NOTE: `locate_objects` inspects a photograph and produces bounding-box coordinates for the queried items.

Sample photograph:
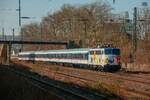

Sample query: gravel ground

[0,66,61,100]
[12,60,150,100]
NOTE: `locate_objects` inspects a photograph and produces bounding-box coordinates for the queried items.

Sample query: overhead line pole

[2,27,5,40]
[18,0,23,51]
[19,0,21,27]
[132,7,137,63]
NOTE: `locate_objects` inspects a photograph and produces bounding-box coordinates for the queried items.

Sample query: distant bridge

[0,40,68,45]
[0,40,68,65]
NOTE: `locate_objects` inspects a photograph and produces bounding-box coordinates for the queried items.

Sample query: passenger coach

[18,48,121,72]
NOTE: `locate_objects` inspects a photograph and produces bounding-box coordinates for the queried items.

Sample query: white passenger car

[18,48,121,72]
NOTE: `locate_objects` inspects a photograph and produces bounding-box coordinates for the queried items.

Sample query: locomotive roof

[19,48,119,55]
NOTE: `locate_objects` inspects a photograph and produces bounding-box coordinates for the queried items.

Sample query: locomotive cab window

[104,48,120,55]
[104,49,112,55]
[113,49,120,55]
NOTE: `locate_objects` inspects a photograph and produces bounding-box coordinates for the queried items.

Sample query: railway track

[1,65,113,100]
[116,72,150,81]
[10,61,150,98]
[42,68,150,98]
[58,72,150,98]
[43,66,150,86]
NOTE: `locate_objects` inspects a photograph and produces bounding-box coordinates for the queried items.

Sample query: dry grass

[125,63,150,72]
[90,80,121,96]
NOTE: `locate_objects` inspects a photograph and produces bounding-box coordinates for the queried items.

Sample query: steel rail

[1,65,108,100]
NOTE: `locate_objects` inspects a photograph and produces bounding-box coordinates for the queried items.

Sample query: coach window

[70,54,72,59]
[44,54,47,58]
[76,54,78,58]
[76,54,78,59]
[85,53,88,59]
[53,54,55,58]
[77,54,79,59]
[83,54,86,59]
[63,54,65,58]
[80,54,83,59]
[60,54,62,58]
[71,54,74,59]
[51,54,53,58]
[47,54,50,58]
[36,54,38,58]
[66,54,68,59]
[69,54,71,59]
[72,53,74,59]
[41,54,44,58]
[64,54,66,58]
[50,54,53,58]
[83,54,85,59]
[74,54,76,59]
[70,53,73,59]
[55,54,57,58]
[52,54,54,58]
[79,54,82,59]
[57,54,59,58]
[79,54,81,59]
[82,54,84,59]
[69,54,72,59]
[35,54,37,58]
[38,54,41,58]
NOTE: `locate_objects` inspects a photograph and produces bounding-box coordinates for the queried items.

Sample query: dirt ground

[12,60,150,100]
[0,66,61,100]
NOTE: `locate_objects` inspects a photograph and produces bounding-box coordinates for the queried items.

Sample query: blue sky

[0,0,150,35]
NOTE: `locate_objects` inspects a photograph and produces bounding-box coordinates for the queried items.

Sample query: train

[18,47,121,72]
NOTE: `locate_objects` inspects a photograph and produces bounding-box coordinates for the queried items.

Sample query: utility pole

[12,28,15,41]
[19,0,21,27]
[2,27,5,40]
[18,0,23,51]
[80,19,88,48]
[132,7,137,62]
[39,22,43,50]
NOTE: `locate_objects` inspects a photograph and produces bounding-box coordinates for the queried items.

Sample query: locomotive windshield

[104,48,120,55]
[112,49,120,55]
